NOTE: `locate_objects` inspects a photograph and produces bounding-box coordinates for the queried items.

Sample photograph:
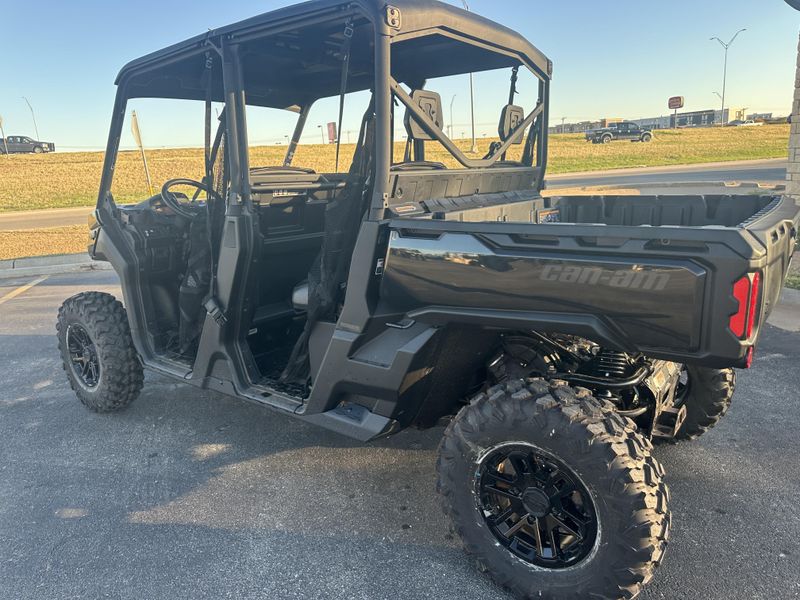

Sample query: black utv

[57,1,799,598]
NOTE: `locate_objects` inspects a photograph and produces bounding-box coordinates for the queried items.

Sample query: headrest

[499,105,525,144]
[404,90,443,141]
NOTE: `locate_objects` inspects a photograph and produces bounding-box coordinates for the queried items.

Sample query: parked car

[585,121,653,143]
[0,135,55,154]
[727,119,763,127]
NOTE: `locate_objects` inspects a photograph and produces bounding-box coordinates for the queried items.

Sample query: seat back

[403,90,444,141]
[498,104,525,144]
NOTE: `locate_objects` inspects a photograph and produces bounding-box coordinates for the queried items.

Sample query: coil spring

[595,349,630,378]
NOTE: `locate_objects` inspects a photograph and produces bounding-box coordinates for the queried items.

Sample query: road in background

[547,158,787,189]
[1,269,799,600]
[0,159,789,231]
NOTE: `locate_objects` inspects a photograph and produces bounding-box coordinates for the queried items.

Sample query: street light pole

[710,29,746,126]
[450,94,457,139]
[461,0,478,153]
[21,96,40,141]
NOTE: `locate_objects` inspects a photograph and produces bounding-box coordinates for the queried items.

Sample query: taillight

[729,272,761,339]
[746,272,760,338]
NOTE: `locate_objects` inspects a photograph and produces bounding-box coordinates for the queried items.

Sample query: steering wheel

[160,178,222,219]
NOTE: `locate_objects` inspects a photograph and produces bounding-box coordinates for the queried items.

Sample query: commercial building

[550,107,749,134]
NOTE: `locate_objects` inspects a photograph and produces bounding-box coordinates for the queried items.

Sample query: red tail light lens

[729,277,750,338]
[729,272,761,340]
[746,272,760,338]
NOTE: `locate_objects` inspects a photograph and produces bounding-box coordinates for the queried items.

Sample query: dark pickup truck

[0,135,55,154]
[586,120,653,143]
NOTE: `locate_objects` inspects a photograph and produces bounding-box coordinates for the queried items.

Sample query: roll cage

[96,0,552,222]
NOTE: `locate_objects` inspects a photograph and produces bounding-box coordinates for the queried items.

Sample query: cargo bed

[382,193,799,368]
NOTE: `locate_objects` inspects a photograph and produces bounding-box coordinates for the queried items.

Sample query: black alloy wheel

[66,323,101,388]
[476,443,598,569]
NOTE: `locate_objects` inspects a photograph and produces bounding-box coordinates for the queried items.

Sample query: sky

[2,0,799,151]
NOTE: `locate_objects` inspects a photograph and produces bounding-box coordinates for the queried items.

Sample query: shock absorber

[595,349,631,378]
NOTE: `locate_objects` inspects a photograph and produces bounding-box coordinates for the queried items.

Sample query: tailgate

[741,196,799,324]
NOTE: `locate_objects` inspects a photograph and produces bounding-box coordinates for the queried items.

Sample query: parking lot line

[0,275,49,306]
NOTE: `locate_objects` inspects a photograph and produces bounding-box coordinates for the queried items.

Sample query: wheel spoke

[532,517,544,556]
[491,505,518,525]
[508,452,530,480]
[551,515,582,539]
[549,526,560,560]
[504,513,531,538]
[484,484,521,501]
[483,470,514,486]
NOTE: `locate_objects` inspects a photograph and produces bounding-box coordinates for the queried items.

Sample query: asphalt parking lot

[1,270,799,600]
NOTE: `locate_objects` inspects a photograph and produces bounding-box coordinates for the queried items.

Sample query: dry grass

[0,225,87,260]
[0,125,789,213]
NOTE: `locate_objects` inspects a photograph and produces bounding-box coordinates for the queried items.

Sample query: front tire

[641,133,653,142]
[601,134,612,144]
[57,292,143,412]
[437,379,669,600]
[33,146,44,154]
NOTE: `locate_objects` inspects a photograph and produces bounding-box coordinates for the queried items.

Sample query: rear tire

[437,379,669,600]
[57,292,143,412]
[674,366,735,441]
[641,133,653,142]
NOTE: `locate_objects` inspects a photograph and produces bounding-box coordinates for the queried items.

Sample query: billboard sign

[668,96,685,110]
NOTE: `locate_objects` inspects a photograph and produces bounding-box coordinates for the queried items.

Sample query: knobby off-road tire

[674,366,735,441]
[57,292,143,412]
[437,379,670,600]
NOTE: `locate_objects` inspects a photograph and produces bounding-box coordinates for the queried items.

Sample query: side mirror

[786,0,800,10]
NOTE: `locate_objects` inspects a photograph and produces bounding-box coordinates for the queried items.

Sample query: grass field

[0,124,789,213]
[0,225,87,261]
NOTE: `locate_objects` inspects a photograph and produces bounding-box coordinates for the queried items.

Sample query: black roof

[117,0,551,110]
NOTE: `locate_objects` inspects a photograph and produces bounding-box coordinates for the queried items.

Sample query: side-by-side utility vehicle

[57,1,799,598]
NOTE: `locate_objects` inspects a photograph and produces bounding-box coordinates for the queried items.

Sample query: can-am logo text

[540,265,670,291]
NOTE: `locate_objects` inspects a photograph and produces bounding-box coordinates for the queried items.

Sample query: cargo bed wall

[551,194,777,227]
[381,194,798,368]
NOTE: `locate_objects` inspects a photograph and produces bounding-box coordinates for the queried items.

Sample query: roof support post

[221,40,250,207]
[370,29,392,219]
[96,87,128,212]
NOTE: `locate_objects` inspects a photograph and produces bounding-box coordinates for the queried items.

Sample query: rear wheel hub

[476,443,598,569]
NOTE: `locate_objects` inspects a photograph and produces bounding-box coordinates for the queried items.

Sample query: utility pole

[461,1,478,153]
[0,115,8,155]
[21,96,40,141]
[317,125,325,144]
[713,90,723,122]
[710,29,746,126]
[449,94,457,139]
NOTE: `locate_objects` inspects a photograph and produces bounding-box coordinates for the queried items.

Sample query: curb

[0,253,112,280]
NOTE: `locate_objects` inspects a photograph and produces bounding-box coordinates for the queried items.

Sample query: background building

[550,107,750,134]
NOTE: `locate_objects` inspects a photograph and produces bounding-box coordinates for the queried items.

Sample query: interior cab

[91,0,551,424]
